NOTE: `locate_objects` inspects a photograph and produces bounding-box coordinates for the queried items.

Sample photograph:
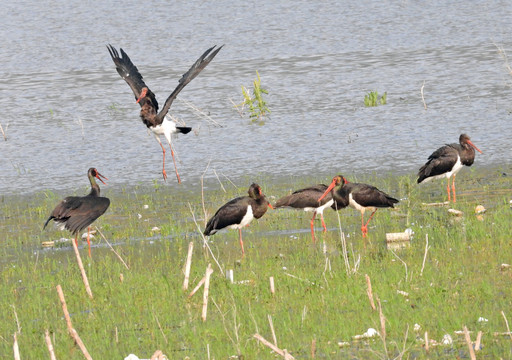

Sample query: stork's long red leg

[168,143,181,184]
[361,209,378,237]
[446,178,451,202]
[238,228,245,256]
[156,138,168,181]
[361,212,367,238]
[451,174,457,203]
[310,211,317,244]
[320,213,327,233]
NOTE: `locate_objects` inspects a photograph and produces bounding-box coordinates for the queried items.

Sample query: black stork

[275,184,335,243]
[107,44,223,183]
[44,168,110,257]
[417,134,482,202]
[318,175,398,238]
[204,183,273,256]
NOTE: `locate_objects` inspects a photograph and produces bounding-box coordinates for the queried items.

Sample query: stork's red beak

[95,171,108,185]
[136,88,148,104]
[467,140,482,154]
[268,203,274,209]
[318,178,337,202]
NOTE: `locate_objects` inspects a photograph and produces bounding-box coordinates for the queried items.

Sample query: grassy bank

[0,167,511,359]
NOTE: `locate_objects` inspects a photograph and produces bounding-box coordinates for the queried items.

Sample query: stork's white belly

[423,155,463,182]
[303,199,334,214]
[228,205,254,230]
[348,193,375,213]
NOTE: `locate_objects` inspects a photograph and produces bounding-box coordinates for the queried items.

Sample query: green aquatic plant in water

[364,90,387,107]
[238,71,270,124]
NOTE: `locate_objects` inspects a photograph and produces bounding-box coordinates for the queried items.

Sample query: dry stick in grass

[13,332,20,360]
[56,285,93,360]
[183,241,194,290]
[424,331,429,353]
[202,263,214,322]
[420,234,429,276]
[95,226,129,270]
[365,274,376,311]
[475,331,483,351]
[335,211,351,276]
[421,80,427,110]
[397,324,410,359]
[311,338,316,358]
[188,203,224,275]
[463,326,476,360]
[188,276,206,298]
[56,285,73,335]
[501,310,512,341]
[269,276,275,296]
[391,250,408,282]
[376,297,388,357]
[45,329,57,360]
[153,312,168,344]
[11,304,21,333]
[268,314,278,346]
[71,238,93,299]
[253,333,296,360]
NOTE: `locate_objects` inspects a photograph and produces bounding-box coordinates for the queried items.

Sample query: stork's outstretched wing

[156,45,223,121]
[107,44,159,110]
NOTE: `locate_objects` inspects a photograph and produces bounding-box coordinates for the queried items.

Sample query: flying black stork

[318,175,398,238]
[204,183,273,256]
[275,184,335,243]
[417,134,482,202]
[44,168,110,257]
[107,44,223,183]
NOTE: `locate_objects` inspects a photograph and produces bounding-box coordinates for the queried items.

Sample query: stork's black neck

[88,175,101,197]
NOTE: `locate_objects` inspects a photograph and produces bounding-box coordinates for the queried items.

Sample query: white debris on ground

[413,323,421,332]
[478,317,488,322]
[353,328,379,340]
[474,205,486,214]
[124,352,167,360]
[143,204,149,209]
[81,232,95,239]
[441,334,453,345]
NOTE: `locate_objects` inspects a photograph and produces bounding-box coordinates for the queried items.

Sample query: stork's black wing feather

[107,44,159,110]
[157,45,223,121]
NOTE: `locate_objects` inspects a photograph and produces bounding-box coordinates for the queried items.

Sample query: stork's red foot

[162,169,168,181]
[361,225,368,238]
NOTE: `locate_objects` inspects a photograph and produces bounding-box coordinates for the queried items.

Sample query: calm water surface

[1,0,512,195]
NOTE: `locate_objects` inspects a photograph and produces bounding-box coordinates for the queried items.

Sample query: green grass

[0,167,511,359]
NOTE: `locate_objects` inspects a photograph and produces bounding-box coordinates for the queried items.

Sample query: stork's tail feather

[176,126,192,134]
[43,216,54,230]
